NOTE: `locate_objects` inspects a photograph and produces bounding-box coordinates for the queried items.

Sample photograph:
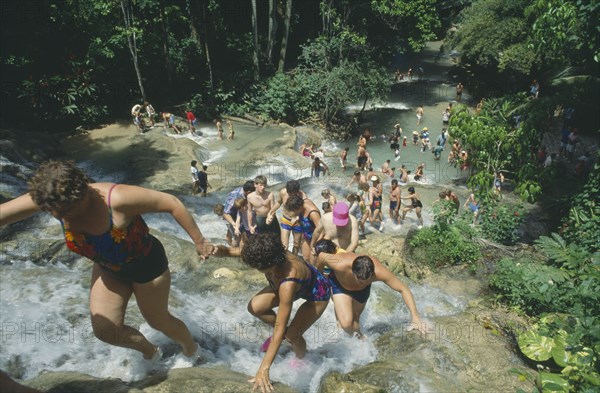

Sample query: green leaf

[551,330,568,367]
[518,330,554,361]
[537,372,568,392]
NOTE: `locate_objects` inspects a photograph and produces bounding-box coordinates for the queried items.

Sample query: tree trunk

[251,0,260,81]
[159,1,174,89]
[201,0,213,89]
[278,0,292,73]
[120,0,146,100]
[266,0,277,65]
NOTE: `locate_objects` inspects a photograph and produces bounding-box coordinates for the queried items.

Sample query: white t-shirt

[191,166,199,182]
[131,104,142,116]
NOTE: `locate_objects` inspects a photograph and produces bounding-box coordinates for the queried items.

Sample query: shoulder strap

[107,184,119,208]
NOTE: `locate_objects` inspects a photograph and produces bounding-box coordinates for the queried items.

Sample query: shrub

[409,220,481,268]
[480,203,525,244]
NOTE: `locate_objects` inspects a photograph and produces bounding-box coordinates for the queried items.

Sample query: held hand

[265,214,273,225]
[250,225,257,234]
[249,367,273,393]
[196,240,217,260]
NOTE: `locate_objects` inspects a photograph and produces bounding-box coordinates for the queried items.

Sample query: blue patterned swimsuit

[299,209,320,241]
[268,257,331,302]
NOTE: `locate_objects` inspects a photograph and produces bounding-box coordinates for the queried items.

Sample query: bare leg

[285,300,329,358]
[247,287,279,325]
[134,269,196,356]
[89,265,156,358]
[332,294,366,336]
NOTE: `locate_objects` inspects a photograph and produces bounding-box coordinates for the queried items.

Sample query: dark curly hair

[241,233,286,271]
[284,194,304,213]
[352,255,375,280]
[28,160,90,214]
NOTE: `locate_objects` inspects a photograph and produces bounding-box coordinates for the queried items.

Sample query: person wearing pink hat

[310,202,359,254]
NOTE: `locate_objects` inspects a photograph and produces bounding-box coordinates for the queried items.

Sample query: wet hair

[242,233,286,271]
[321,189,331,198]
[359,182,370,192]
[202,165,208,170]
[322,201,331,212]
[314,239,337,256]
[28,160,90,214]
[346,193,356,203]
[234,197,247,209]
[354,170,360,176]
[191,160,197,166]
[254,175,267,186]
[243,180,256,193]
[213,204,224,216]
[439,191,447,199]
[352,256,375,280]
[391,179,398,185]
[285,194,304,213]
[286,180,300,194]
[408,186,415,193]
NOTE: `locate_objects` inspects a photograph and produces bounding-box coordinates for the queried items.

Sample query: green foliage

[480,203,525,245]
[17,59,108,127]
[528,0,600,65]
[449,95,553,204]
[560,158,600,250]
[409,219,481,268]
[517,315,600,392]
[490,231,600,392]
[447,0,537,75]
[370,0,441,51]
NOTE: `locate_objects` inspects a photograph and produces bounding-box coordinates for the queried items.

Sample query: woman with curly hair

[0,160,216,363]
[241,232,330,392]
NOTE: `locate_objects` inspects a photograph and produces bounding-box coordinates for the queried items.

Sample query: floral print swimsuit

[268,259,331,302]
[61,184,167,283]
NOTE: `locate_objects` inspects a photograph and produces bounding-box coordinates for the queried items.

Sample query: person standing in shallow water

[241,233,330,392]
[0,161,217,363]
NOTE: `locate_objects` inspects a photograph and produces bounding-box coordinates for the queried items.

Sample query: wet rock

[212,267,241,280]
[24,367,299,393]
[25,371,139,393]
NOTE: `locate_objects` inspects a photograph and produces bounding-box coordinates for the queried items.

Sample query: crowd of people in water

[2,77,593,392]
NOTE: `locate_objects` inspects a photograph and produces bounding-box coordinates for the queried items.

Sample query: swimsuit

[299,210,320,241]
[389,201,398,211]
[329,271,371,304]
[370,195,382,213]
[61,184,167,283]
[280,215,302,233]
[267,259,331,302]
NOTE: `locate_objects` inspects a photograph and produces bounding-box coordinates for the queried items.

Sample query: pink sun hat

[332,202,349,226]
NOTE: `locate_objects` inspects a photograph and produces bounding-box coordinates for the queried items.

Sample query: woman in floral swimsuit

[0,160,216,362]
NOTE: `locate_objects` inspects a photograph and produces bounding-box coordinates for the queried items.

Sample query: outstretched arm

[374,258,426,334]
[109,184,215,259]
[0,194,42,227]
[252,284,295,392]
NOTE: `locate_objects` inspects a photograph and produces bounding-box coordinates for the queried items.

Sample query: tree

[278,0,292,72]
[266,0,277,66]
[251,0,260,81]
[120,0,146,100]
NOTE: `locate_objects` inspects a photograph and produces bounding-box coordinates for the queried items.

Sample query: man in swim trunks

[310,202,359,253]
[267,180,306,254]
[313,240,427,338]
[247,175,280,235]
[389,179,401,224]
